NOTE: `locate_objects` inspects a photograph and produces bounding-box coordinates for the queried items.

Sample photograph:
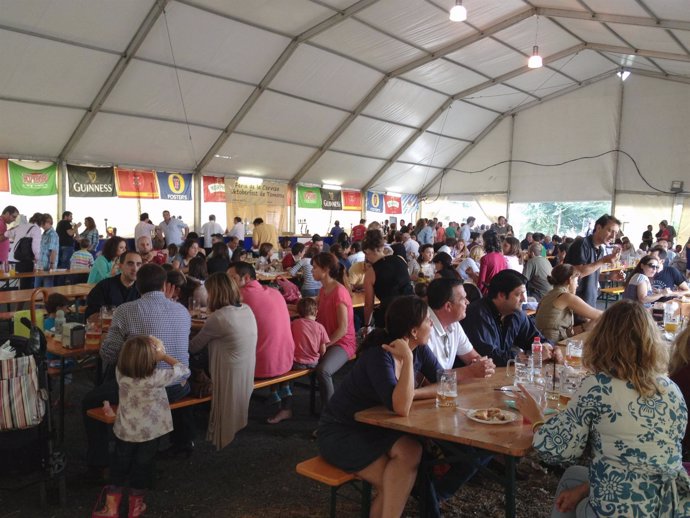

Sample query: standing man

[56,211,80,270]
[35,214,59,288]
[159,210,188,246]
[330,220,343,240]
[0,206,19,267]
[461,270,560,366]
[134,212,156,241]
[564,214,621,308]
[228,262,294,379]
[200,215,223,254]
[251,217,279,249]
[459,217,475,242]
[523,242,553,301]
[85,251,142,320]
[228,216,245,241]
[351,219,367,242]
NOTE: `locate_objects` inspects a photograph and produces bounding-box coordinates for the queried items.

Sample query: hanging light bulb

[528,45,542,69]
[449,0,467,22]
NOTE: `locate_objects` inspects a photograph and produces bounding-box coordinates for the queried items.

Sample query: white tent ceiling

[1,0,690,197]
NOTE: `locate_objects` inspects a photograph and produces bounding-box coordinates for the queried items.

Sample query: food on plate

[473,407,509,422]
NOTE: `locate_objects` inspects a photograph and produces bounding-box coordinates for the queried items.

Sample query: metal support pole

[506,115,516,221]
[58,160,67,217]
[612,79,625,214]
[193,173,202,233]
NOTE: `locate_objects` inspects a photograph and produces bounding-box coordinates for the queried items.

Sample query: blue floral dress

[534,373,690,517]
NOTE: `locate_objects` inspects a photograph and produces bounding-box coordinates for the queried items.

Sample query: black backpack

[14,226,35,263]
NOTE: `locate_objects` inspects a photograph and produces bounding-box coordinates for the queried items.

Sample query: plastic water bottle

[54,310,66,335]
[532,336,543,376]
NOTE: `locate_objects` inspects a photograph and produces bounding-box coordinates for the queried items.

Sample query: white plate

[466,408,520,425]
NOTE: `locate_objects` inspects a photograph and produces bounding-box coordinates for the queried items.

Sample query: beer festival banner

[157,172,192,201]
[224,178,287,207]
[366,191,384,213]
[8,160,57,196]
[0,159,8,192]
[341,190,362,211]
[321,188,342,210]
[114,168,159,199]
[384,195,402,215]
[67,165,116,197]
[297,185,321,209]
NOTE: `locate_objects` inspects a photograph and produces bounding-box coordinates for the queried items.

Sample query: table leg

[504,455,517,518]
[60,356,66,443]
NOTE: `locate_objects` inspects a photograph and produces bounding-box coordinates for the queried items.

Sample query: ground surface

[0,365,563,518]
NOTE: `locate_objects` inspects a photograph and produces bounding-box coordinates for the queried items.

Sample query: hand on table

[555,482,589,513]
[464,357,495,378]
[544,344,563,364]
[514,383,545,425]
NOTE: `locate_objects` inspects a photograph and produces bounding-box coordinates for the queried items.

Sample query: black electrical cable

[424,149,679,201]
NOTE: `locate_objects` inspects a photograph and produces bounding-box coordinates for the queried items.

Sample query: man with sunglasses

[649,247,690,299]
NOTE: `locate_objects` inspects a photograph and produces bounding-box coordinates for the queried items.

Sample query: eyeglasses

[648,264,660,269]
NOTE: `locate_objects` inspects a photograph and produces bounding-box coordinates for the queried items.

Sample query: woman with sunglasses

[622,255,677,307]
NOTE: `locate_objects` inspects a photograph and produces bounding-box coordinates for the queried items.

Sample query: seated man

[136,235,166,265]
[227,261,295,379]
[523,242,552,301]
[426,278,495,377]
[82,264,194,474]
[84,251,142,320]
[461,269,561,367]
[649,247,690,298]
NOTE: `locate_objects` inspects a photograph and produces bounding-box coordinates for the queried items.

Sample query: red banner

[203,176,226,202]
[342,190,362,211]
[114,168,158,199]
[384,195,402,214]
[0,159,8,192]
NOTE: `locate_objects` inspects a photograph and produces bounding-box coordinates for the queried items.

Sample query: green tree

[517,201,611,237]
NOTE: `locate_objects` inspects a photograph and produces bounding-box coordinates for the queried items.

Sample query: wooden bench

[296,456,371,518]
[87,369,316,424]
[599,286,624,308]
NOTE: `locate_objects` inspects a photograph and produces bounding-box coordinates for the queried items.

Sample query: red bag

[275,276,301,304]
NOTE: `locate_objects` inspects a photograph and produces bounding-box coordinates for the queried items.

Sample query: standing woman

[518,300,690,517]
[469,230,507,295]
[312,252,356,408]
[318,296,440,518]
[80,216,100,255]
[189,273,258,450]
[7,212,42,290]
[88,236,126,284]
[362,230,413,328]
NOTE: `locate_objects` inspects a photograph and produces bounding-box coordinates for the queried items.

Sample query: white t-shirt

[426,310,473,370]
[404,239,420,259]
[134,221,155,241]
[200,221,224,248]
[505,254,522,273]
[228,222,245,240]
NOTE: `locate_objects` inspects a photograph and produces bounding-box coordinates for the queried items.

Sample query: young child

[267,298,329,425]
[70,238,95,270]
[93,335,190,518]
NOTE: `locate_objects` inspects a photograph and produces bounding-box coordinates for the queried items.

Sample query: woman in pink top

[469,230,507,295]
[313,252,356,410]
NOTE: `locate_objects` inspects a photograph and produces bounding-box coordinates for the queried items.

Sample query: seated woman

[317,295,439,518]
[456,245,483,282]
[206,241,230,275]
[502,236,523,272]
[88,236,127,284]
[189,273,258,450]
[622,255,675,307]
[256,242,278,272]
[172,239,200,273]
[414,244,436,281]
[670,325,690,460]
[180,256,208,309]
[517,300,690,517]
[535,264,602,343]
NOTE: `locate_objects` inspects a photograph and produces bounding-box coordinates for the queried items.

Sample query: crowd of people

[2,204,690,517]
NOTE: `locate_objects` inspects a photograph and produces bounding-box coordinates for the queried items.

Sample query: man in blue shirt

[649,247,690,298]
[461,269,561,367]
[159,210,188,246]
[417,220,434,245]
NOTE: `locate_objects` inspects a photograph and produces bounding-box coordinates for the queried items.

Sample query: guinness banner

[67,165,115,197]
[321,189,342,210]
[157,171,192,201]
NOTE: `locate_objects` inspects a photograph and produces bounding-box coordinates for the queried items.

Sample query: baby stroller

[0,317,66,506]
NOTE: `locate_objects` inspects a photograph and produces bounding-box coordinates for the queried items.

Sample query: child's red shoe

[128,489,147,518]
[92,485,122,518]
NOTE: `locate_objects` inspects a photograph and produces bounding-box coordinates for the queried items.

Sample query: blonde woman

[455,245,483,282]
[518,300,690,517]
[535,264,602,343]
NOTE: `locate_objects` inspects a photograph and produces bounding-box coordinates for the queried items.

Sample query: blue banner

[157,172,192,201]
[366,191,383,213]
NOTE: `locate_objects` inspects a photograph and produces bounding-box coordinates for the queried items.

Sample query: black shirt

[564,235,602,308]
[206,255,231,275]
[56,220,74,247]
[85,275,140,320]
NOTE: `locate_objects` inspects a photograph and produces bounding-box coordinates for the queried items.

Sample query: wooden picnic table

[0,268,90,280]
[356,367,533,518]
[0,283,94,306]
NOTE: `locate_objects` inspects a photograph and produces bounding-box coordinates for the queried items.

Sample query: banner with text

[157,172,192,201]
[67,164,116,197]
[297,186,322,209]
[225,178,287,207]
[342,190,362,211]
[321,189,342,210]
[366,191,384,213]
[115,168,159,199]
[384,195,402,214]
[0,159,8,192]
[9,160,57,196]
[203,176,226,202]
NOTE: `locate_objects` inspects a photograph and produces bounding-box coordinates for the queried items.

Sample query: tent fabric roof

[1,0,689,194]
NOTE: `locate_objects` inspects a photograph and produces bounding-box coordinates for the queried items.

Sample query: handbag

[0,355,46,431]
[13,226,35,263]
